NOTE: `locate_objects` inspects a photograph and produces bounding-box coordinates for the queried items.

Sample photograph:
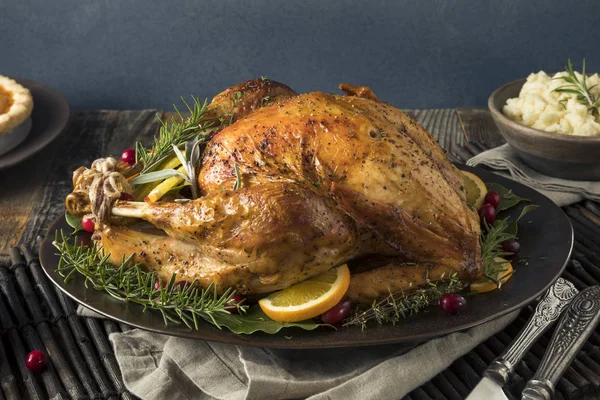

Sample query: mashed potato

[503,71,600,136]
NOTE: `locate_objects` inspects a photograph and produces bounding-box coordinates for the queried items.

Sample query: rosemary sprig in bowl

[552,59,600,117]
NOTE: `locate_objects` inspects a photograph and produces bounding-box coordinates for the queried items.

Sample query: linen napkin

[467,144,600,207]
[78,306,518,400]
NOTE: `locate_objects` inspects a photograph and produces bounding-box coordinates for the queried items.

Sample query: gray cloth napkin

[467,144,600,207]
[78,306,518,399]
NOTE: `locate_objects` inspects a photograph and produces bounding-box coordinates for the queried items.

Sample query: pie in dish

[0,75,33,135]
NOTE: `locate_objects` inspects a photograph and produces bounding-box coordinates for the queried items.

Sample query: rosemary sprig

[53,231,246,328]
[552,59,600,117]
[136,97,216,174]
[343,273,464,329]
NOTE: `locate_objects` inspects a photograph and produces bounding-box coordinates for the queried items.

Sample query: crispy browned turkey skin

[87,79,482,304]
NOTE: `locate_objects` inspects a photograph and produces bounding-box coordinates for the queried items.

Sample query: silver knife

[465,278,578,400]
[522,285,600,399]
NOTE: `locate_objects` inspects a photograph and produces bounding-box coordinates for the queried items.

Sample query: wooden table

[1,109,599,399]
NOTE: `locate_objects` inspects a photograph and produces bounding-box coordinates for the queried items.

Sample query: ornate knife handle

[484,278,578,385]
[522,285,600,400]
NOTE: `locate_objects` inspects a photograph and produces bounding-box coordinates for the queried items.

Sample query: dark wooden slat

[571,253,600,285]
[566,207,600,237]
[439,369,470,398]
[583,201,600,221]
[420,380,446,399]
[9,248,85,399]
[408,387,430,400]
[20,246,102,399]
[103,320,122,337]
[0,339,18,399]
[456,108,505,148]
[0,291,45,399]
[83,317,130,399]
[56,290,118,399]
[412,109,465,150]
[568,259,600,286]
[0,260,67,399]
[0,273,20,399]
[430,373,463,400]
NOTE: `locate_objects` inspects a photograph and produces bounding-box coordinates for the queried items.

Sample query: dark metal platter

[0,78,70,170]
[39,165,573,349]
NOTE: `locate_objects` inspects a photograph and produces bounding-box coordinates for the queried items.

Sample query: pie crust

[0,76,33,135]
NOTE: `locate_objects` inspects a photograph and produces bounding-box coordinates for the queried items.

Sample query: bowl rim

[488,77,600,142]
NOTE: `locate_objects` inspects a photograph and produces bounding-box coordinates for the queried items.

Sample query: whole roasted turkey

[66,79,483,304]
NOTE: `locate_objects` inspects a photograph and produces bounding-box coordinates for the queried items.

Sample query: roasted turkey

[67,79,483,304]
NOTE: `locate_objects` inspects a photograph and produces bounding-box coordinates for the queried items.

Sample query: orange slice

[471,257,514,293]
[258,264,350,322]
[461,170,488,210]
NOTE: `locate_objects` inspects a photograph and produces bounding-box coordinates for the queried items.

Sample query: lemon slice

[258,264,351,322]
[471,257,513,293]
[461,170,488,210]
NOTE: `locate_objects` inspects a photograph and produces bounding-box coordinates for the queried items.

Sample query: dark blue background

[2,0,599,110]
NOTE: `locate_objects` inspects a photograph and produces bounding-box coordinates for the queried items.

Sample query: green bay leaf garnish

[65,211,83,234]
[207,306,325,335]
[486,182,529,211]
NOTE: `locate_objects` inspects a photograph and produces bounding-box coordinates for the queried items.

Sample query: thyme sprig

[53,231,246,328]
[553,59,600,117]
[136,97,215,174]
[343,273,464,329]
[479,218,517,285]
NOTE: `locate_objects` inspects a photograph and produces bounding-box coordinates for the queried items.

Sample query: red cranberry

[119,192,134,201]
[225,294,246,314]
[154,279,166,290]
[321,299,353,325]
[440,293,467,314]
[173,281,187,291]
[81,216,95,233]
[76,233,92,247]
[501,239,521,255]
[25,350,46,372]
[479,204,496,225]
[484,191,501,208]
[121,148,136,165]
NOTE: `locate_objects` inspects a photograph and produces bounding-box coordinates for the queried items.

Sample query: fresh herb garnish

[54,231,325,334]
[343,273,464,329]
[486,183,528,212]
[480,203,538,284]
[65,211,83,234]
[54,231,242,328]
[135,97,215,174]
[552,59,600,117]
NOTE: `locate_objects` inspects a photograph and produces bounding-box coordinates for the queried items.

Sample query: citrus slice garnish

[258,264,351,322]
[461,170,488,210]
[471,257,513,293]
